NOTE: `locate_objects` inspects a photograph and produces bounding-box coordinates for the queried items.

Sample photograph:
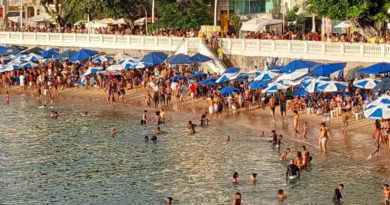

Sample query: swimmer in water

[151,136,157,141]
[144,136,149,142]
[278,189,287,201]
[302,121,308,141]
[270,130,277,145]
[155,111,161,125]
[280,148,290,161]
[200,112,209,127]
[232,192,241,205]
[276,135,284,149]
[80,112,88,117]
[333,184,344,203]
[160,108,166,123]
[258,131,265,137]
[188,120,196,134]
[165,196,173,204]
[286,159,300,180]
[111,129,116,137]
[155,127,167,134]
[141,110,147,125]
[383,184,390,204]
[50,111,58,119]
[251,173,257,184]
[232,172,239,183]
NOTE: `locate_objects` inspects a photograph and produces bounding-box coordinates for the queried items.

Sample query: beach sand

[6,85,390,175]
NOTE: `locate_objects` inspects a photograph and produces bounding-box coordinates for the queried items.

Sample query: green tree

[305,0,390,37]
[102,0,149,29]
[285,6,304,32]
[229,15,242,34]
[40,0,78,28]
[148,0,212,31]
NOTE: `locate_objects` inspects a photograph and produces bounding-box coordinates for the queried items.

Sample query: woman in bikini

[368,120,384,159]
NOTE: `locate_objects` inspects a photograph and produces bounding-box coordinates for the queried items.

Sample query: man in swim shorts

[383,184,390,204]
[269,95,276,121]
[286,159,300,180]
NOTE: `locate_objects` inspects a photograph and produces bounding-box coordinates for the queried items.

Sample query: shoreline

[5,86,390,175]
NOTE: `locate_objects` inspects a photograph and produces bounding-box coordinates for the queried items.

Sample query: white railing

[220,38,390,63]
[0,32,185,52]
[0,32,389,63]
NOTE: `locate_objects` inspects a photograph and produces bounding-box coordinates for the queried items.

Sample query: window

[229,0,274,14]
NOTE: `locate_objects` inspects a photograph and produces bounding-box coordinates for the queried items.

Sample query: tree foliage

[305,0,390,37]
[229,15,242,34]
[285,6,304,32]
[102,0,148,28]
[40,0,78,28]
[148,0,212,31]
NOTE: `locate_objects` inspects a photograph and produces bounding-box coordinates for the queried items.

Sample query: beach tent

[70,49,98,62]
[41,48,59,58]
[167,53,193,65]
[313,63,346,76]
[249,81,268,90]
[353,78,381,89]
[220,86,239,95]
[141,52,167,66]
[240,18,282,32]
[334,21,351,28]
[280,60,317,73]
[189,72,206,79]
[29,13,53,23]
[57,50,77,60]
[373,78,390,92]
[356,63,390,74]
[188,53,213,63]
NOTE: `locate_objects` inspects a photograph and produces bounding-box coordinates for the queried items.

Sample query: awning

[240,18,282,32]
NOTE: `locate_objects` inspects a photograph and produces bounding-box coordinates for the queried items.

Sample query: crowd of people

[3,24,390,44]
[2,50,390,203]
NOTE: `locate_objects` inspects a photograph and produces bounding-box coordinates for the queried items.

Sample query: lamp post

[152,0,155,23]
[19,0,22,30]
[213,0,217,27]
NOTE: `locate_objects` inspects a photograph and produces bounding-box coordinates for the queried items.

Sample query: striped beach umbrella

[353,78,381,89]
[261,82,290,93]
[364,104,390,120]
[92,55,113,63]
[254,70,279,81]
[315,81,348,92]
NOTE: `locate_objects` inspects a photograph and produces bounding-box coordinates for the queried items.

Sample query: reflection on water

[0,95,387,204]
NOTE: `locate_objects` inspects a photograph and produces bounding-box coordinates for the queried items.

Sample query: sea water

[0,95,387,204]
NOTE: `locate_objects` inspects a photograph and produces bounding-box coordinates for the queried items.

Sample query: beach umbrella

[294,87,308,97]
[170,74,185,81]
[216,74,232,84]
[83,66,103,76]
[316,81,348,92]
[249,81,268,90]
[141,52,168,66]
[223,67,240,74]
[20,47,43,55]
[353,78,381,89]
[188,53,213,62]
[70,49,98,62]
[364,104,390,120]
[313,63,346,76]
[277,68,308,81]
[3,64,21,71]
[3,54,16,61]
[373,78,390,92]
[167,53,193,65]
[41,48,59,58]
[107,64,125,71]
[92,55,113,63]
[2,46,24,56]
[57,49,77,60]
[262,82,290,93]
[0,46,7,54]
[220,86,239,95]
[277,79,298,86]
[254,70,279,81]
[114,53,129,61]
[365,95,390,110]
[280,60,317,73]
[21,62,39,68]
[198,77,218,86]
[124,62,149,69]
[119,57,140,64]
[25,53,43,62]
[356,63,390,74]
[41,58,53,64]
[189,72,206,79]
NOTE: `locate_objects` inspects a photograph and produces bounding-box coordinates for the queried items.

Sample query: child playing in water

[278,189,287,201]
[251,173,257,184]
[111,128,116,137]
[232,172,239,183]
[280,148,290,161]
[258,131,265,137]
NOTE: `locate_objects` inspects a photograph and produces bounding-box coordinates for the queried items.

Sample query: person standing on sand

[279,92,287,119]
[269,95,276,121]
[293,110,300,138]
[318,122,331,153]
[368,120,384,159]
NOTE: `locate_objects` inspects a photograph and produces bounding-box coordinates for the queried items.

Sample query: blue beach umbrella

[41,48,59,58]
[365,96,390,110]
[57,49,77,60]
[3,54,17,61]
[249,81,268,90]
[141,52,168,66]
[254,70,279,81]
[70,49,98,62]
[280,60,317,73]
[167,53,193,65]
[353,78,381,89]
[313,63,346,76]
[216,74,231,84]
[3,64,21,71]
[124,62,150,69]
[41,58,52,64]
[356,63,390,74]
[21,62,39,68]
[364,104,390,120]
[315,81,348,92]
[119,57,140,64]
[189,72,206,79]
[294,87,308,97]
[262,82,290,93]
[220,86,239,95]
[373,78,390,92]
[0,46,7,54]
[223,67,240,74]
[171,74,184,81]
[93,55,112,63]
[188,53,213,62]
[198,77,218,86]
[25,53,43,62]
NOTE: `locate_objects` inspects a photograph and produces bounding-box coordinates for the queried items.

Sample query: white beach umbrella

[261,82,290,93]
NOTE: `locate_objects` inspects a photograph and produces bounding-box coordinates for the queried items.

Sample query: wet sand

[5,86,390,175]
